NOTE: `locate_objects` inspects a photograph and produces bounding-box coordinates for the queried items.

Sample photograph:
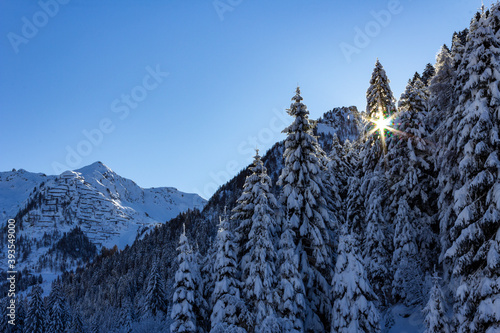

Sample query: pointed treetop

[287,86,309,118]
[292,86,303,102]
[412,72,422,84]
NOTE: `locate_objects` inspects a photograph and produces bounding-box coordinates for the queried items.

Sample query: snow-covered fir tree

[325,134,349,230]
[193,245,210,333]
[142,256,168,318]
[362,175,391,304]
[411,72,423,86]
[171,227,197,333]
[361,59,398,306]
[428,44,455,132]
[363,58,397,170]
[442,6,500,332]
[277,87,332,332]
[421,63,436,86]
[119,297,134,332]
[436,32,469,272]
[331,229,380,333]
[390,199,425,305]
[240,150,279,328]
[387,77,436,305]
[276,218,306,333]
[200,238,217,332]
[343,139,365,239]
[345,176,365,240]
[25,284,46,333]
[210,215,249,332]
[232,150,276,265]
[423,272,449,333]
[47,280,69,333]
[366,59,397,121]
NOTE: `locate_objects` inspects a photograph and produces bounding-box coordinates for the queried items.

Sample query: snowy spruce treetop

[366,59,396,119]
[278,87,330,268]
[362,59,397,173]
[232,150,278,263]
[428,44,455,129]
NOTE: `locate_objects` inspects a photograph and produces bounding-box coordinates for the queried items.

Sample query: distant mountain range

[0,161,206,289]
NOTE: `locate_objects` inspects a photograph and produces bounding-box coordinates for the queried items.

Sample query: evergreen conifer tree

[241,151,278,327]
[362,176,391,304]
[423,273,449,333]
[276,218,306,333]
[366,59,397,120]
[361,59,399,306]
[428,44,455,132]
[277,87,332,332]
[325,134,349,230]
[171,227,197,333]
[143,256,168,318]
[232,151,275,265]
[443,6,500,332]
[210,216,249,332]
[345,176,365,240]
[331,230,380,333]
[47,280,69,333]
[387,78,436,304]
[25,284,46,333]
[421,63,436,86]
[436,30,469,271]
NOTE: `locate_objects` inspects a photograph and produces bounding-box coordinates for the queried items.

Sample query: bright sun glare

[365,109,402,154]
[374,115,392,133]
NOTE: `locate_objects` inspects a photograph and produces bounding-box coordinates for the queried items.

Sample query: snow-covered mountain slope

[0,162,206,284]
[74,162,206,229]
[0,169,52,222]
[316,106,363,143]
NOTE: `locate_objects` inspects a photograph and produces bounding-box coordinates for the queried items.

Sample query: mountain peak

[75,161,114,177]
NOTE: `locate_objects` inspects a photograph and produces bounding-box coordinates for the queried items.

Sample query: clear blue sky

[0,0,490,199]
